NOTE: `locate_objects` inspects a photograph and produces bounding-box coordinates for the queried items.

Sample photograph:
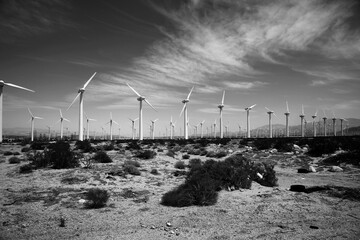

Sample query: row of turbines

[0,73,351,142]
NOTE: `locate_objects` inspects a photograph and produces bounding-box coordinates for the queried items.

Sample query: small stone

[79,199,86,204]
[308,166,316,173]
[310,225,319,229]
[170,230,175,234]
[290,185,306,192]
[166,222,172,227]
[21,224,27,228]
[150,226,156,229]
[329,166,343,172]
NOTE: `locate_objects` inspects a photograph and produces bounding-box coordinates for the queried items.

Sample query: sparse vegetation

[123,164,141,176]
[188,158,202,170]
[150,168,159,175]
[75,140,94,153]
[174,160,186,169]
[182,154,190,159]
[136,150,157,159]
[166,150,176,158]
[321,150,360,166]
[8,156,21,164]
[4,151,13,156]
[85,188,110,208]
[93,151,112,163]
[215,151,227,158]
[124,160,141,167]
[19,164,33,174]
[21,147,31,153]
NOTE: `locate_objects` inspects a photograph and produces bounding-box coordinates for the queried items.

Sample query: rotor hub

[182,99,189,103]
[137,96,145,101]
[78,88,85,93]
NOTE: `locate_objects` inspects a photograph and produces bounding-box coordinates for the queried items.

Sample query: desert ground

[0,139,359,240]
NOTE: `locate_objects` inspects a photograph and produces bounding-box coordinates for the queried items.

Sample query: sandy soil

[0,142,359,240]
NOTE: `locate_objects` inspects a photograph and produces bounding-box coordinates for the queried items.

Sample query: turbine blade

[63,118,70,122]
[134,118,139,121]
[202,120,205,124]
[186,86,194,100]
[249,104,256,109]
[286,101,289,113]
[4,82,35,92]
[273,112,281,121]
[110,112,113,120]
[179,103,186,117]
[301,104,304,115]
[221,90,225,105]
[126,83,141,97]
[154,119,158,122]
[34,117,43,120]
[113,120,119,125]
[59,109,63,118]
[144,99,157,111]
[83,72,97,89]
[128,118,134,122]
[28,108,34,117]
[89,118,96,121]
[67,92,81,111]
[105,121,110,125]
[265,107,271,112]
[55,119,61,125]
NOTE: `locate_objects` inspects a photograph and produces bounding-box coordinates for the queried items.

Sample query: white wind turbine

[126,83,156,141]
[180,86,194,140]
[170,116,174,139]
[213,119,217,138]
[28,108,43,142]
[193,123,199,138]
[238,124,242,138]
[129,117,139,140]
[0,80,34,142]
[284,101,290,137]
[218,90,225,139]
[106,112,119,141]
[199,120,205,138]
[55,109,70,140]
[312,110,318,137]
[84,112,96,140]
[265,107,280,138]
[299,105,305,137]
[331,111,337,136]
[67,72,97,141]
[245,104,256,138]
[150,118,158,140]
[340,118,347,136]
[322,110,328,136]
[46,125,52,141]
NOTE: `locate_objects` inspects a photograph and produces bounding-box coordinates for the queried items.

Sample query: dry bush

[123,164,141,175]
[124,160,141,167]
[93,151,112,163]
[19,164,33,174]
[136,150,157,159]
[182,154,190,159]
[9,157,21,164]
[85,188,109,208]
[174,161,186,169]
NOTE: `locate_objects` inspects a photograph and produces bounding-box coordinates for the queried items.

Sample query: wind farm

[1,1,360,239]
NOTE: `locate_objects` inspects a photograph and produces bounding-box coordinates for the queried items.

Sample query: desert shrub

[307,139,339,157]
[188,148,201,155]
[19,164,33,174]
[9,157,21,164]
[253,139,273,150]
[27,151,50,168]
[124,160,141,167]
[174,161,186,169]
[126,141,142,150]
[322,150,360,166]
[136,150,157,159]
[252,162,278,187]
[123,164,141,175]
[157,149,164,152]
[21,147,31,153]
[188,158,202,170]
[13,152,20,156]
[172,145,182,152]
[273,139,293,152]
[200,150,208,156]
[75,140,94,153]
[3,151,12,156]
[85,188,109,208]
[150,168,159,175]
[30,141,47,150]
[48,141,80,169]
[215,151,228,158]
[93,151,112,163]
[182,154,190,159]
[206,151,216,158]
[166,150,176,158]
[103,143,114,151]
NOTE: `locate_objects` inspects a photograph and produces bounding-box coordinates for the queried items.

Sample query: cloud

[223,81,267,90]
[0,0,73,43]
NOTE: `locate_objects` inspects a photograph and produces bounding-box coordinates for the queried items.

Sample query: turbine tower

[332,111,337,136]
[200,120,205,138]
[67,72,97,141]
[150,119,158,140]
[28,108,43,142]
[128,118,139,140]
[46,125,52,141]
[218,90,225,139]
[312,110,318,137]
[238,124,241,138]
[299,105,305,137]
[170,116,174,140]
[213,119,217,138]
[322,110,328,136]
[126,83,156,141]
[0,80,34,142]
[265,107,277,138]
[245,104,256,138]
[55,109,70,140]
[84,112,96,140]
[106,112,119,140]
[180,86,194,140]
[284,101,290,137]
[340,118,347,136]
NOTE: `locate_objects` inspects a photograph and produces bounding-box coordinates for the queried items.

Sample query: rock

[228,149,233,153]
[302,147,308,152]
[308,166,316,173]
[166,222,172,227]
[290,185,306,192]
[310,225,319,229]
[293,144,301,151]
[78,199,87,204]
[150,226,156,229]
[298,166,316,173]
[329,166,343,172]
[170,230,175,234]
[269,149,277,154]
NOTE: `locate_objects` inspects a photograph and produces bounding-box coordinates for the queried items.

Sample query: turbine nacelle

[182,99,189,104]
[218,104,224,109]
[137,96,145,101]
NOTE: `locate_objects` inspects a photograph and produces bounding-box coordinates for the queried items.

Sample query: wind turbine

[284,101,290,137]
[218,90,225,139]
[46,125,52,141]
[150,118,158,140]
[213,119,217,138]
[265,107,279,138]
[224,124,229,138]
[299,105,305,137]
[238,124,242,138]
[312,110,318,137]
[106,112,119,141]
[28,108,43,142]
[172,121,176,139]
[245,104,256,138]
[340,118,347,136]
[180,86,194,140]
[199,120,205,138]
[170,116,174,139]
[126,83,156,140]
[67,72,97,141]
[322,110,328,136]
[129,117,139,140]
[84,112,96,140]
[55,109,70,140]
[0,80,34,142]
[332,111,337,136]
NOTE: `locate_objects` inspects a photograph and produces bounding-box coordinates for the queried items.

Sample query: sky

[1,0,360,138]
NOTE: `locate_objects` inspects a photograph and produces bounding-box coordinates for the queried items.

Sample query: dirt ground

[0,141,359,240]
